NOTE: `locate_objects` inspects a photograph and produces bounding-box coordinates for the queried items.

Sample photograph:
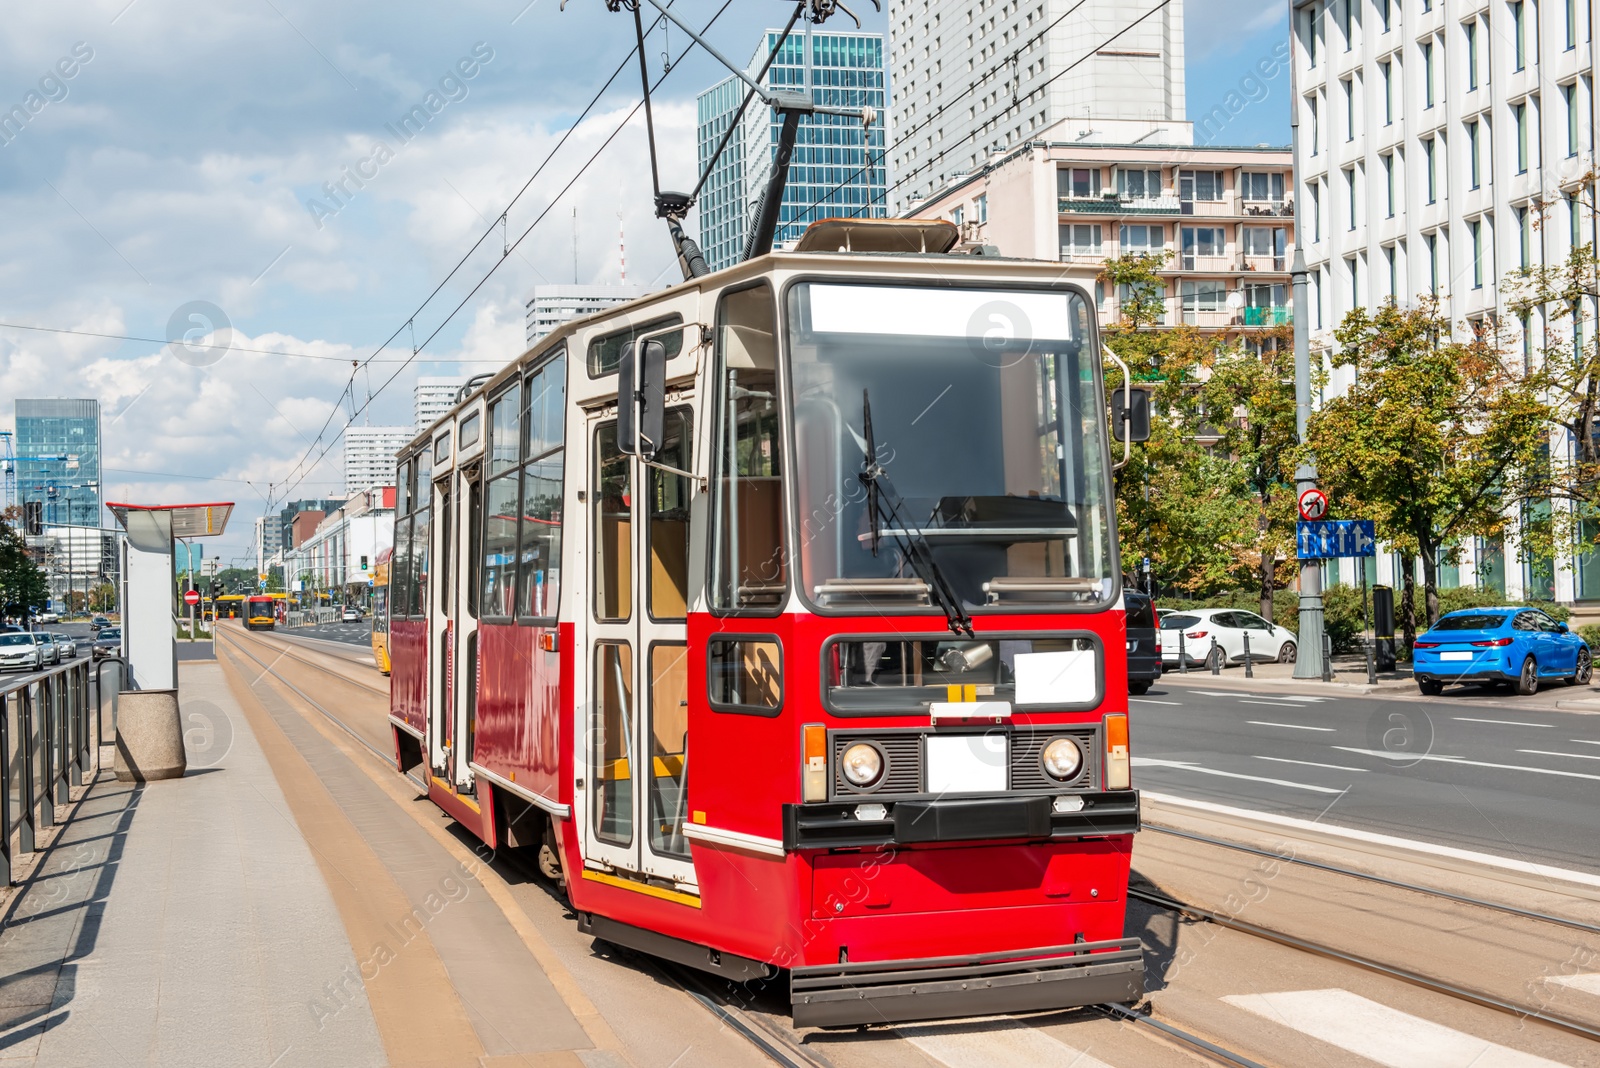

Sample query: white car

[1158,607,1297,670]
[0,633,43,672]
[50,633,78,658]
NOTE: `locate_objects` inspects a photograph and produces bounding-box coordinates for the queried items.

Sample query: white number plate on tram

[1440,651,1473,661]
[925,734,1008,794]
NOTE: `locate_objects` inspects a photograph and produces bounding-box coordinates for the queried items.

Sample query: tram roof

[401,243,1086,456]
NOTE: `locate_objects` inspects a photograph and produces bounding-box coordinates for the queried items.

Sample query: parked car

[1413,606,1591,696]
[1125,591,1162,695]
[35,610,60,624]
[32,632,61,666]
[0,633,42,672]
[341,606,362,622]
[50,633,78,658]
[1158,607,1298,670]
[91,628,122,661]
[90,616,110,631]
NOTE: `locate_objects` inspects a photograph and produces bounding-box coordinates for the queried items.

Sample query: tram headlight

[840,743,884,788]
[1041,737,1083,781]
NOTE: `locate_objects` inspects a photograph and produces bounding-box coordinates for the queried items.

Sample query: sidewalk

[0,663,387,1068]
[1159,652,1417,695]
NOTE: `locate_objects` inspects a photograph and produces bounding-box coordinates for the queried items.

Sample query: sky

[0,0,1288,568]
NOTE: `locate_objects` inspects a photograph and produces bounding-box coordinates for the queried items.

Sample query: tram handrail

[0,656,99,886]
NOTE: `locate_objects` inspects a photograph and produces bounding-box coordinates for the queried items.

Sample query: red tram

[387,221,1144,1025]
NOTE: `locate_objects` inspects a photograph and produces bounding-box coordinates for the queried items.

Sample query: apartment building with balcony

[908,138,1295,335]
[1292,0,1599,607]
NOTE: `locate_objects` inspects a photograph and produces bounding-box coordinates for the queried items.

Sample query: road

[1135,677,1600,875]
[0,621,97,685]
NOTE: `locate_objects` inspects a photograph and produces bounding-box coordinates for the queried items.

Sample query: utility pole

[1290,20,1325,680]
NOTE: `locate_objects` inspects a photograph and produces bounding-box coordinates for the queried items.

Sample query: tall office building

[696,27,887,271]
[1291,0,1596,605]
[414,378,465,432]
[342,426,410,494]
[887,0,1187,210]
[14,399,102,528]
[524,285,649,346]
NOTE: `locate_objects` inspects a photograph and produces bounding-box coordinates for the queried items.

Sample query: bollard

[1244,631,1253,677]
[1367,640,1377,685]
[1322,632,1333,683]
[1179,630,1188,674]
[1210,636,1221,675]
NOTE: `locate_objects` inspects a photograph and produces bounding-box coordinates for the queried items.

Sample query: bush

[1579,624,1600,650]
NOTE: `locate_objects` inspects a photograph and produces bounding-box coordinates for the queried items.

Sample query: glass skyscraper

[696,27,886,272]
[15,398,102,528]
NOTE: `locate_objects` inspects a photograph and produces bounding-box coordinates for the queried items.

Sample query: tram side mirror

[1111,387,1151,443]
[618,339,667,461]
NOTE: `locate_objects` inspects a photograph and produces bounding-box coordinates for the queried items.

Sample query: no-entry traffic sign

[1298,487,1329,522]
[183,589,201,606]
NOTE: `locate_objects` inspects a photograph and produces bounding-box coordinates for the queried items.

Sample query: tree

[0,519,50,619]
[1309,300,1551,646]
[264,570,285,593]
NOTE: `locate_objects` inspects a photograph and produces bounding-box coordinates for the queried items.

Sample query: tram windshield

[787,282,1114,613]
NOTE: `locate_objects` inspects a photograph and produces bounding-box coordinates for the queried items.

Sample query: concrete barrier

[113,688,187,782]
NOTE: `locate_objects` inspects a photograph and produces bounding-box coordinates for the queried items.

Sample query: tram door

[429,474,454,779]
[584,355,698,891]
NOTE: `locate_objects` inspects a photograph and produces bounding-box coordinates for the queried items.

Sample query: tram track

[220,625,1269,1068]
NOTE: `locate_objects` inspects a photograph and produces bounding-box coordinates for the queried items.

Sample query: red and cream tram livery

[388,222,1144,1025]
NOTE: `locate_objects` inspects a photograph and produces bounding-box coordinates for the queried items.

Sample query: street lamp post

[1290,13,1326,680]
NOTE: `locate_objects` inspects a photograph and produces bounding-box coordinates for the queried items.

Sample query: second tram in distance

[386,218,1143,1026]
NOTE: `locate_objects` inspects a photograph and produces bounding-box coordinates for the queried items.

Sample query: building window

[1066,167,1100,197]
[1565,83,1580,156]
[1382,61,1393,125]
[1342,0,1353,49]
[1424,137,1437,202]
[1383,153,1395,217]
[1120,223,1164,252]
[1570,191,1584,250]
[1380,0,1391,32]
[1518,205,1532,267]
[1345,167,1357,229]
[1240,172,1286,202]
[1426,231,1439,293]
[1179,169,1225,202]
[1423,41,1434,108]
[1312,180,1322,241]
[1343,78,1355,141]
[1116,168,1162,198]
[1513,1,1526,70]
[1314,267,1325,328]
[1567,0,1578,49]
[1470,219,1484,288]
[1180,225,1227,267]
[1060,223,1103,260]
[976,193,988,223]
[952,205,964,227]
[1385,244,1398,297]
[1467,120,1481,189]
[1513,102,1529,173]
[1466,21,1478,91]
[1522,311,1535,371]
[1309,95,1320,155]
[1348,255,1361,307]
[1306,4,1319,67]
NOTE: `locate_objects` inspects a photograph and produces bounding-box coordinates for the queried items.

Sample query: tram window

[396,458,412,515]
[648,410,693,621]
[648,643,690,858]
[823,635,1101,714]
[523,351,567,459]
[594,423,631,622]
[518,453,563,618]
[460,412,481,450]
[487,384,520,477]
[392,516,412,619]
[587,315,684,377]
[434,432,450,464]
[592,642,634,847]
[410,504,430,616]
[707,638,782,714]
[482,472,519,620]
[710,282,786,612]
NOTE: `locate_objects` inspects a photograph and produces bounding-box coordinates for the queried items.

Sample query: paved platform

[0,663,386,1067]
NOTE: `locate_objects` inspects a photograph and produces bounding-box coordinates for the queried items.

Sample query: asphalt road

[0,621,99,685]
[288,621,373,647]
[1134,679,1600,875]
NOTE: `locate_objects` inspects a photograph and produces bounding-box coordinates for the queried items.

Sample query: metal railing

[0,656,100,885]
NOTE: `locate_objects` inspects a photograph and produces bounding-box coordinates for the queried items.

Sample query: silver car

[0,633,42,672]
[32,633,61,666]
[50,633,78,658]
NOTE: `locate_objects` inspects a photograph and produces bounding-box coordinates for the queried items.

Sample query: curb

[1158,673,1416,696]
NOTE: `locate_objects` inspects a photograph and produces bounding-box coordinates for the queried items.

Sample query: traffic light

[22,501,42,536]
[210,579,223,596]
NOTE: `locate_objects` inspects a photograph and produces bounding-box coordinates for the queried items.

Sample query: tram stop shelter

[108,501,234,690]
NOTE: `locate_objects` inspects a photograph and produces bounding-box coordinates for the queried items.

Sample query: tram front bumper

[783,790,1139,850]
[790,937,1144,1028]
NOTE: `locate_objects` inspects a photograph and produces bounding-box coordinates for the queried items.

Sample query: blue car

[1413,606,1592,696]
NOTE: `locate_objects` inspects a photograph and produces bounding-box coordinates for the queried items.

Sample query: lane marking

[1223,989,1569,1068]
[1254,755,1368,772]
[1240,699,1312,707]
[1246,720,1334,731]
[1551,973,1600,996]
[1454,716,1553,728]
[1518,749,1600,762]
[1188,690,1334,702]
[1130,697,1181,705]
[1143,791,1600,889]
[1570,739,1600,747]
[1334,746,1600,782]
[899,1020,1117,1068]
[1132,757,1342,794]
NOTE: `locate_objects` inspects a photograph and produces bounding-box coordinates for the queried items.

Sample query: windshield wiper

[858,389,975,637]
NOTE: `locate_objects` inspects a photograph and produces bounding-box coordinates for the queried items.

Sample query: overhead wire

[274,0,736,505]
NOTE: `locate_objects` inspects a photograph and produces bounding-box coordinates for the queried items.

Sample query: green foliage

[0,520,49,617]
[1429,584,1570,621]
[1580,624,1600,650]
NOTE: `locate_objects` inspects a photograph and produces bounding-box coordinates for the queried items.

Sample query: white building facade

[343,426,412,495]
[283,487,394,606]
[414,377,465,433]
[523,285,648,346]
[1292,0,1598,608]
[887,0,1187,210]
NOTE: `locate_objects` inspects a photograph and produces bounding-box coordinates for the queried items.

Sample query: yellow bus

[371,547,391,675]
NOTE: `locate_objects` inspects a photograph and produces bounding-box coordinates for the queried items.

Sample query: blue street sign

[1297,520,1377,559]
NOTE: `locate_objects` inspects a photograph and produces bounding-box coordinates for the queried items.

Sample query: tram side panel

[472,621,563,808]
